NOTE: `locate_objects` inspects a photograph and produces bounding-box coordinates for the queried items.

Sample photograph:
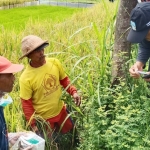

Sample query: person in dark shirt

[127,2,150,80]
[0,56,24,150]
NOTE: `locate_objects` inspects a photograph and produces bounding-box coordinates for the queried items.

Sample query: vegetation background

[1,0,150,149]
[0,0,101,7]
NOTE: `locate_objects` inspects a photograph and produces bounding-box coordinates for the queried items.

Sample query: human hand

[72,93,81,106]
[129,62,144,78]
[9,134,20,145]
[8,132,33,149]
[31,125,41,136]
[32,125,38,132]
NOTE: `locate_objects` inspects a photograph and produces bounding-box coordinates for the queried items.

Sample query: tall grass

[1,1,116,149]
[2,0,150,149]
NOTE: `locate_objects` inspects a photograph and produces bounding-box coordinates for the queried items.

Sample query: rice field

[2,0,150,149]
[1,0,116,148]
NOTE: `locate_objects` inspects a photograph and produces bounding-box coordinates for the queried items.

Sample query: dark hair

[34,43,49,51]
[27,43,49,60]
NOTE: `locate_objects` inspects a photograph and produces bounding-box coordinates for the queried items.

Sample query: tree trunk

[111,0,137,85]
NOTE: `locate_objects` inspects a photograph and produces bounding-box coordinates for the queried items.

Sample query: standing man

[19,35,81,138]
[127,2,150,79]
[0,56,24,150]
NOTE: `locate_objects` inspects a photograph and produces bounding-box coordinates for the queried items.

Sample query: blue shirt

[0,107,8,150]
[137,39,150,64]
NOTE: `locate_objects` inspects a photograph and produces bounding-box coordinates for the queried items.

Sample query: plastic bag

[0,94,12,107]
[8,131,45,150]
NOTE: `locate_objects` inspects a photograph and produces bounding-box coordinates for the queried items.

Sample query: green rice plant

[4,0,150,149]
[4,92,25,132]
[0,5,81,32]
[21,2,116,149]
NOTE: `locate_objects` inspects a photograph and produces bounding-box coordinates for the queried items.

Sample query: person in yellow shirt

[19,35,81,144]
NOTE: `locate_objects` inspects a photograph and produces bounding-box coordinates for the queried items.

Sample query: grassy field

[2,0,150,150]
[0,5,82,31]
[1,1,117,149]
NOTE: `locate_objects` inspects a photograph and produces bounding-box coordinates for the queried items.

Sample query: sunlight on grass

[2,1,150,149]
[0,5,82,31]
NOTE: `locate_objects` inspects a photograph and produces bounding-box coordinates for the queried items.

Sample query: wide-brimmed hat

[0,56,24,74]
[19,35,49,60]
[127,2,150,43]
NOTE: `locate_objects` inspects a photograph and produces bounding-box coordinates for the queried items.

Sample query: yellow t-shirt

[19,58,67,119]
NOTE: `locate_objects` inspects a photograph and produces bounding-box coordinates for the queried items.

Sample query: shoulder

[19,65,32,81]
[46,57,62,65]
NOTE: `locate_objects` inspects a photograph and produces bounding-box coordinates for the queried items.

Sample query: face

[27,49,46,67]
[145,30,150,41]
[0,73,15,93]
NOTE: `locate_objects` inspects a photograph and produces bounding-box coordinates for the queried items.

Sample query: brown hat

[19,35,49,60]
